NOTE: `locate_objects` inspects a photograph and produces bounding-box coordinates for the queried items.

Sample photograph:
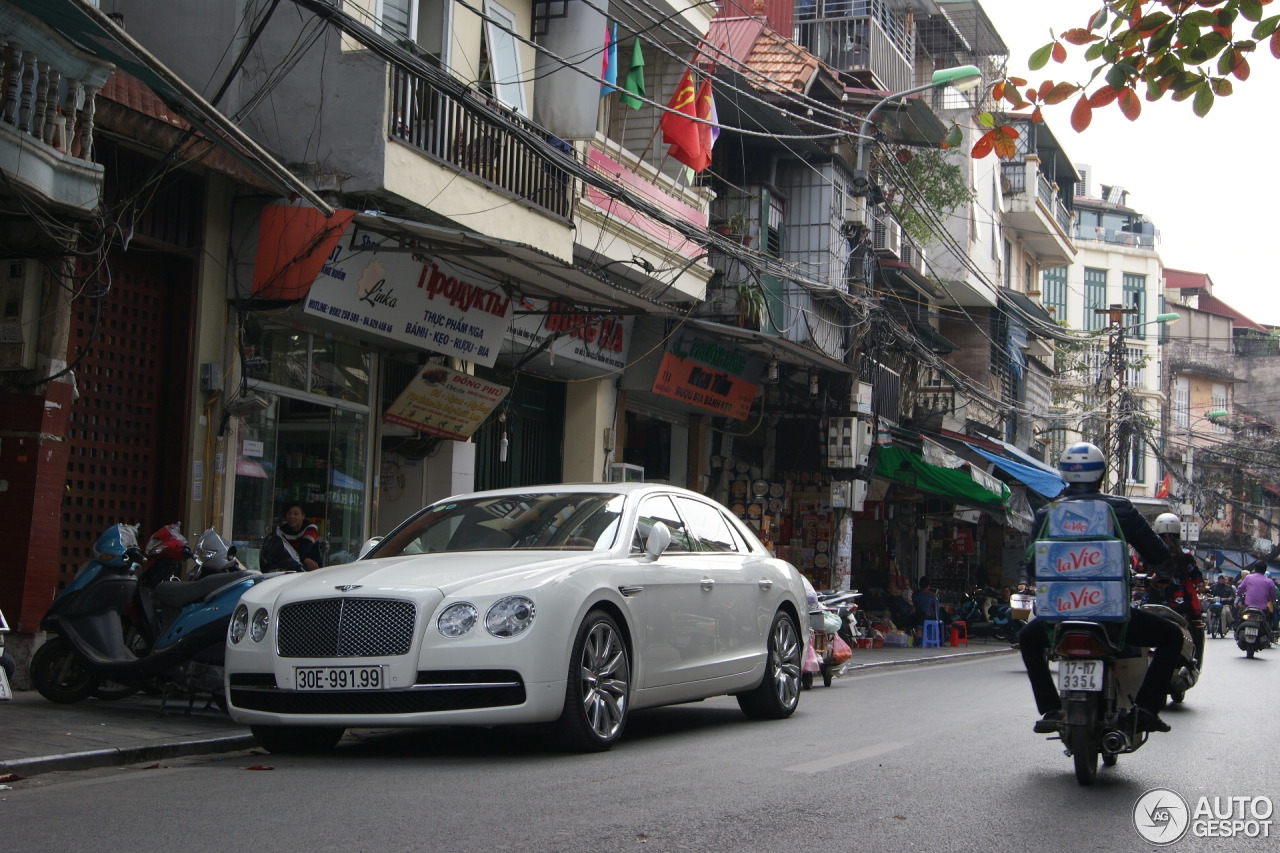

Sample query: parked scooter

[956,586,1024,643]
[0,606,14,701]
[802,591,860,689]
[1041,603,1197,785]
[30,523,270,710]
[1234,606,1274,658]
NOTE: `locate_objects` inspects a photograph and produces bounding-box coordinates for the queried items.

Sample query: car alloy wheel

[555,609,630,752]
[737,611,802,719]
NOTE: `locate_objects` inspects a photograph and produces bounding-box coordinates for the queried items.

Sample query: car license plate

[295,665,384,691]
[1058,660,1102,692]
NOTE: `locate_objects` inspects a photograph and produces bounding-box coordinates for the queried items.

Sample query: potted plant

[714,211,751,245]
[734,282,766,328]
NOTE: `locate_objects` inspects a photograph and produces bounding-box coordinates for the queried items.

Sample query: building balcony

[794,1,914,93]
[1165,339,1241,382]
[1000,157,1075,266]
[0,8,113,212]
[1072,222,1157,249]
[390,66,574,222]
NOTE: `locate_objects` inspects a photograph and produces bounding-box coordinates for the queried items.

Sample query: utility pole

[1094,304,1137,495]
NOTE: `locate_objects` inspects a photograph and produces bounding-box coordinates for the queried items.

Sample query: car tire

[737,611,802,720]
[250,725,345,754]
[30,636,98,703]
[553,609,630,752]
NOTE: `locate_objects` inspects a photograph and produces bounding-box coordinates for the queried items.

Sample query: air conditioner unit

[0,259,41,370]
[871,216,901,257]
[899,240,926,272]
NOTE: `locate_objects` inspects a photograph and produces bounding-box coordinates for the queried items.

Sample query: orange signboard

[651,352,757,421]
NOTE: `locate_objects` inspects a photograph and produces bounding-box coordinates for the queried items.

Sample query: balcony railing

[0,29,112,167]
[794,1,913,93]
[390,67,574,220]
[1001,161,1074,236]
[1073,224,1157,249]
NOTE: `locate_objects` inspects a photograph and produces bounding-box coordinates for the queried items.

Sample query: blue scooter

[31,523,274,709]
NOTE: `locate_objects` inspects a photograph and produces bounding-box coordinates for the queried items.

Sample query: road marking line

[785,741,908,774]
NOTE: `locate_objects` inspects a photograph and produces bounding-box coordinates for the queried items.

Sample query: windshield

[368,493,627,557]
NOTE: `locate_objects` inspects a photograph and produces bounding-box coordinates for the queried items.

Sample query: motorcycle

[30,523,270,710]
[1205,596,1233,639]
[1044,603,1198,786]
[1,606,14,700]
[956,586,1024,643]
[1234,606,1274,658]
[802,591,860,689]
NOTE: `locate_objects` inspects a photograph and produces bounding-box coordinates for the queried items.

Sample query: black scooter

[1234,606,1274,658]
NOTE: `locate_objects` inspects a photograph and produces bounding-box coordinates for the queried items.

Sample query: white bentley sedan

[226,483,808,753]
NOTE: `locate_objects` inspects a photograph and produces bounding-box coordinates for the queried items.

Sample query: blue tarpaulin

[966,445,1065,499]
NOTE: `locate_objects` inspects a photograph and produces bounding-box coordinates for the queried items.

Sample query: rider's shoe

[1123,707,1171,733]
[1033,709,1064,733]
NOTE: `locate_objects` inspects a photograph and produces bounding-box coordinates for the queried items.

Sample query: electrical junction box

[0,260,40,370]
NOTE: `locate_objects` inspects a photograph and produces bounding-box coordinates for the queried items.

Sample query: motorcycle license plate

[1243,628,1258,641]
[295,666,384,691]
[1058,660,1102,692]
[0,666,11,701]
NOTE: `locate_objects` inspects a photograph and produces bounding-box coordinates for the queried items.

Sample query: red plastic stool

[949,621,969,647]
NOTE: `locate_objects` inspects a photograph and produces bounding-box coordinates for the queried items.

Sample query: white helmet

[1058,442,1105,483]
[1153,513,1181,536]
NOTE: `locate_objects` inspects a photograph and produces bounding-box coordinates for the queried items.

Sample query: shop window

[481,0,526,114]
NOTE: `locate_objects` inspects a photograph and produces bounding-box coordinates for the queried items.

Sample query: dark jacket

[1021,483,1171,586]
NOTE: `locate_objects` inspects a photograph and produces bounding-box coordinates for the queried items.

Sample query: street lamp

[853,65,983,180]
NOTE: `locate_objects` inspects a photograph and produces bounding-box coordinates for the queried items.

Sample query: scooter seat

[153,570,257,608]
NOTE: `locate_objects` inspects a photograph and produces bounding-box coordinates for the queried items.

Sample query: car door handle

[758,578,773,590]
[700,577,715,591]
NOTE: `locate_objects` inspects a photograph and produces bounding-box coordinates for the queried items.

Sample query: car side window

[633,495,695,553]
[672,496,743,553]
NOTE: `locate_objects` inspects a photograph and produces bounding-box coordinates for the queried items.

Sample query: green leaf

[1183,10,1219,29]
[1149,23,1176,53]
[1198,31,1230,59]
[1251,15,1280,38]
[1105,62,1134,89]
[1090,7,1107,30]
[1192,81,1215,117]
[1028,42,1054,70]
[941,125,964,149]
[1085,40,1108,61]
[1135,12,1172,31]
[1240,0,1265,24]
[977,111,996,128]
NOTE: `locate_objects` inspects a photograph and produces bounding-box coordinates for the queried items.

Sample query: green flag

[618,38,645,110]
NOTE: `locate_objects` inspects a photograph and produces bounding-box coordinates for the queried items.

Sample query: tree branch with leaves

[972,0,1280,158]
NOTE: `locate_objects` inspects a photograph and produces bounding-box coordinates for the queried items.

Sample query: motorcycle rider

[1207,573,1236,632]
[1147,513,1205,665]
[1236,562,1278,634]
[1019,442,1182,735]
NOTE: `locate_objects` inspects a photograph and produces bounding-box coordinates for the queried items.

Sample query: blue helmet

[1058,442,1105,483]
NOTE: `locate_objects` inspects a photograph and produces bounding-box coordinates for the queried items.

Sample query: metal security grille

[277,598,416,657]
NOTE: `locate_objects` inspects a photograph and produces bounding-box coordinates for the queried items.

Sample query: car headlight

[250,608,270,643]
[486,596,536,638]
[229,604,249,644]
[437,602,478,638]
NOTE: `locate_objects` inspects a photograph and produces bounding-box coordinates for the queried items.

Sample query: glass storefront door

[231,319,372,568]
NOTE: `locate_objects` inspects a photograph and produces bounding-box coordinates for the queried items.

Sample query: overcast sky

[978,0,1280,327]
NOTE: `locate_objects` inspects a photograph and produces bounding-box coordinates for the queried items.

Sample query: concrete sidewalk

[0,642,1016,778]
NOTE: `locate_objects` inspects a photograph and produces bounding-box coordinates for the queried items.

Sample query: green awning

[874,446,1009,507]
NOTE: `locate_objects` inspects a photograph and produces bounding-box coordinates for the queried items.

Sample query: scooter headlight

[229,604,249,644]
[250,608,270,643]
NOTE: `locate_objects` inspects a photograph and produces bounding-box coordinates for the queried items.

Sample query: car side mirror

[644,522,671,561]
[358,537,383,559]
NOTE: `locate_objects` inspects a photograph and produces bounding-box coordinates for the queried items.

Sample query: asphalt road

[2,638,1275,853]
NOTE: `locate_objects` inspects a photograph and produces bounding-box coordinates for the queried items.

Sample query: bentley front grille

[276,598,416,657]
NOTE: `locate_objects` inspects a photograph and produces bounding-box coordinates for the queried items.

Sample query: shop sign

[952,528,975,554]
[304,232,510,367]
[383,364,509,441]
[650,351,757,420]
[505,297,632,376]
